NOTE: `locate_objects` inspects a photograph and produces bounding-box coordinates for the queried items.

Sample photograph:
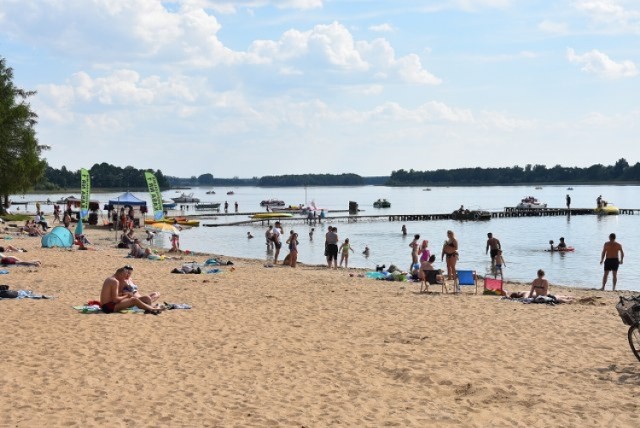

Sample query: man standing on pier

[600,233,624,291]
[566,194,571,210]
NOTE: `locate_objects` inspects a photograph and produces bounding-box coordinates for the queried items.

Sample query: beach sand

[1,224,639,427]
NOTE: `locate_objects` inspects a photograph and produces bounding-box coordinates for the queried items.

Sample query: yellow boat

[144,217,200,226]
[595,205,620,215]
[251,213,294,219]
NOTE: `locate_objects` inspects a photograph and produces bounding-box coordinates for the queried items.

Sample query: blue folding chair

[454,270,478,294]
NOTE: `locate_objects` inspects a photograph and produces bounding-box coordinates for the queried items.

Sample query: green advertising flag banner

[145,172,164,221]
[80,168,90,220]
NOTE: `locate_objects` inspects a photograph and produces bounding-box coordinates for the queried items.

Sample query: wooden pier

[201,207,639,227]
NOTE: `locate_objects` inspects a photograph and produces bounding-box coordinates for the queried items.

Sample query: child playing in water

[339,238,354,268]
[494,249,506,279]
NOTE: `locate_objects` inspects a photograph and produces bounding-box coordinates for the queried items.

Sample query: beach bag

[0,289,18,298]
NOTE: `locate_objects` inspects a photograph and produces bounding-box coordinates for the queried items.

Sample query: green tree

[0,57,48,213]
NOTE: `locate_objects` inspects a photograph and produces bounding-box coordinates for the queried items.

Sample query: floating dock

[201,207,638,227]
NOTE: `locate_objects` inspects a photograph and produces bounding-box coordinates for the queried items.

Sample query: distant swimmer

[363,245,370,257]
[247,231,254,239]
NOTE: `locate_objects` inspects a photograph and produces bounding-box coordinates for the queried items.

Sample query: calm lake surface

[14,184,640,291]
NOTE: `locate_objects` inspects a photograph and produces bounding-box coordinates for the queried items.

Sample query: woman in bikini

[441,230,458,280]
[528,269,551,298]
[409,234,420,273]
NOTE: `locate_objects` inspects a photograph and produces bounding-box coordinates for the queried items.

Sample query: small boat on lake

[516,196,547,209]
[145,217,200,227]
[373,199,391,208]
[595,204,620,215]
[162,200,177,209]
[260,199,285,207]
[451,209,491,221]
[251,212,294,219]
[195,202,221,211]
[206,190,216,194]
[171,193,200,203]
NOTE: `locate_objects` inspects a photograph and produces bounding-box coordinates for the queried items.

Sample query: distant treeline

[38,163,170,190]
[41,159,638,191]
[166,173,387,187]
[387,158,640,186]
[259,174,363,187]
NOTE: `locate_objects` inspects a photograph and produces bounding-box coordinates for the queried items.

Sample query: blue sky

[1,0,638,178]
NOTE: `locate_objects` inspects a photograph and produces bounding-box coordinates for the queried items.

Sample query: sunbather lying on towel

[0,254,41,266]
[100,266,163,314]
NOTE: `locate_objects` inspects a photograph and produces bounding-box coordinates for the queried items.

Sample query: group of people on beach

[404,225,625,293]
[264,221,299,267]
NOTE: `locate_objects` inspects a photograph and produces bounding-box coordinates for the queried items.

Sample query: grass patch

[1,214,30,222]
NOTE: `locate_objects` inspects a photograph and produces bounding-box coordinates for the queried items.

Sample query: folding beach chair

[483,277,505,296]
[454,270,478,294]
[420,270,448,294]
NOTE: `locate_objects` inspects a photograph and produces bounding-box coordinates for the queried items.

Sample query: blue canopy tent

[107,192,148,234]
[108,191,147,207]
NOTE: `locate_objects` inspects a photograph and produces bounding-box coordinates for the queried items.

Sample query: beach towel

[0,270,9,274]
[501,296,558,305]
[73,305,144,314]
[164,302,192,310]
[1,290,53,299]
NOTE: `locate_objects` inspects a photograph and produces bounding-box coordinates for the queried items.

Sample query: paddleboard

[251,213,294,219]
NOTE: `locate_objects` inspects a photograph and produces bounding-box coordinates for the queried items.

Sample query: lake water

[12,184,640,290]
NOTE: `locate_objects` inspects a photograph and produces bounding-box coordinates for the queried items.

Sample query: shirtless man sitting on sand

[100,267,163,314]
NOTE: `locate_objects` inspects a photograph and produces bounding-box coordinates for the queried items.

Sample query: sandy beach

[1,224,640,427]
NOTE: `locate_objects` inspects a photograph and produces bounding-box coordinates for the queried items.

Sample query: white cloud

[251,22,441,84]
[369,23,395,33]
[567,48,638,78]
[574,0,640,33]
[451,0,512,12]
[538,20,569,34]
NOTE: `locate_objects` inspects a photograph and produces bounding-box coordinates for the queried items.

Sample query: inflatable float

[546,247,575,252]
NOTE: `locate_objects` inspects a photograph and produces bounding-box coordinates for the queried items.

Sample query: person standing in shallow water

[325,226,339,269]
[486,233,501,266]
[600,233,624,291]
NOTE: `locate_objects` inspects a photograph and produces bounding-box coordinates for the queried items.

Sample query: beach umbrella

[74,217,84,236]
[148,222,180,235]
